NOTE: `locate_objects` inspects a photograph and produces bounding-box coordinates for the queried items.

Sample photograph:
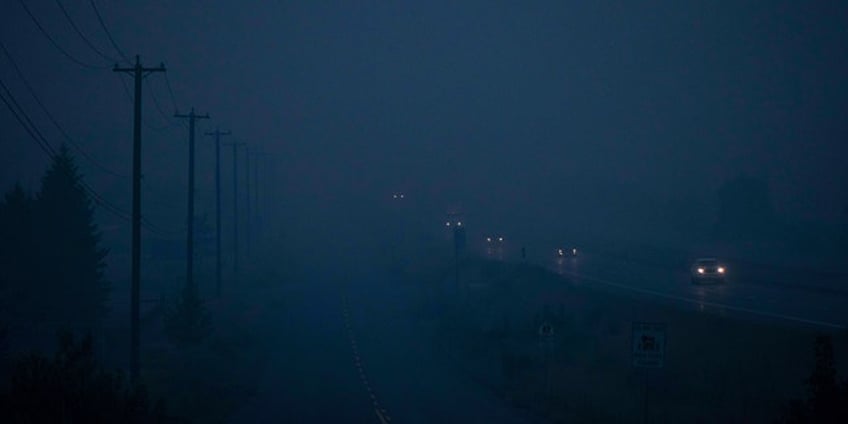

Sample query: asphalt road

[230,263,536,423]
[544,251,848,330]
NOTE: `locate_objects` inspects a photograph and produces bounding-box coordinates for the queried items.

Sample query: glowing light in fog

[718,267,725,273]
[697,268,705,274]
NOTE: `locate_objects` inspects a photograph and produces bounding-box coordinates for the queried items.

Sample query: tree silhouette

[0,332,166,423]
[779,335,848,423]
[806,335,842,422]
[164,280,211,346]
[33,145,109,331]
[0,184,37,324]
[714,175,777,241]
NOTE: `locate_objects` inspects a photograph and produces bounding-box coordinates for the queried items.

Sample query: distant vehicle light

[498,237,504,242]
[457,221,462,226]
[697,268,705,274]
[400,194,404,199]
[445,221,451,227]
[557,248,564,256]
[572,248,577,255]
[486,237,492,243]
[718,267,725,273]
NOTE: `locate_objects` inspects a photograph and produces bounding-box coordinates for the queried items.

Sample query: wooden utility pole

[224,141,245,278]
[245,147,251,257]
[204,128,230,297]
[175,108,209,296]
[113,56,165,385]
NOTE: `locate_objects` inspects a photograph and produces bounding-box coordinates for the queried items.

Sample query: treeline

[0,147,167,421]
[780,335,848,423]
[0,145,108,337]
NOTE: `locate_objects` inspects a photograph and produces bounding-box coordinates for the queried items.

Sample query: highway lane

[342,270,537,424]
[544,252,848,330]
[231,261,537,423]
[230,277,377,423]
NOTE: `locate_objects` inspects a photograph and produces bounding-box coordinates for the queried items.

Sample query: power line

[147,81,186,130]
[0,81,57,158]
[0,41,128,178]
[0,77,127,220]
[16,0,110,69]
[0,75,178,237]
[116,74,175,132]
[163,72,180,112]
[54,0,117,62]
[89,0,129,63]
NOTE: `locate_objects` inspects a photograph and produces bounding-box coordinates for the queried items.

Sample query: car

[556,247,578,258]
[690,258,727,284]
[485,235,504,244]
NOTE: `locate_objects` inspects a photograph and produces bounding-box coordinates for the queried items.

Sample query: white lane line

[341,293,393,424]
[557,269,846,330]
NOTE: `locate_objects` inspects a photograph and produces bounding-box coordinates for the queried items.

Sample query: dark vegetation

[420,258,848,423]
[0,146,276,422]
[0,332,165,423]
[164,280,211,346]
[0,145,107,340]
[779,335,848,423]
[714,175,777,242]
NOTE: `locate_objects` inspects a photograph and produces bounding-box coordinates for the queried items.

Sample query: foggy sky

[1,1,846,249]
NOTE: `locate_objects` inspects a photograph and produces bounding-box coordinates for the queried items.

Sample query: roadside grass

[424,258,848,423]
[140,275,283,423]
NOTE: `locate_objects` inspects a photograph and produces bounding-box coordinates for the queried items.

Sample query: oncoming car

[690,258,727,284]
[556,247,578,258]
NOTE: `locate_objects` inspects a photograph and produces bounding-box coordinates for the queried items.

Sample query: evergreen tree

[0,332,166,423]
[33,145,109,330]
[779,335,847,423]
[164,280,211,346]
[807,335,841,423]
[714,175,777,241]
[0,184,37,324]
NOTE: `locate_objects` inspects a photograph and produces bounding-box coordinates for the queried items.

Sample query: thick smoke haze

[1,2,847,422]
[2,2,847,246]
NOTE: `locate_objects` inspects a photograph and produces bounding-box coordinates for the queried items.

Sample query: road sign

[538,322,554,338]
[632,322,666,368]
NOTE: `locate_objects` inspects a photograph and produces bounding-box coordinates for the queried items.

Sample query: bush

[778,335,848,423]
[164,282,211,346]
[0,332,165,423]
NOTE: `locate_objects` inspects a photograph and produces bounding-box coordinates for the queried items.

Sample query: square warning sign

[632,322,666,368]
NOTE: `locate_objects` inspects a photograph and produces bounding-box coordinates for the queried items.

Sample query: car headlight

[718,267,725,273]
[697,268,704,274]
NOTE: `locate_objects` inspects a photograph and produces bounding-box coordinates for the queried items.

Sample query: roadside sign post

[632,322,666,424]
[538,322,555,407]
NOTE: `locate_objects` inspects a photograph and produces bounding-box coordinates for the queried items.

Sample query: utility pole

[252,150,261,247]
[204,128,230,297]
[224,141,245,279]
[245,147,251,258]
[113,56,165,386]
[175,108,209,297]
